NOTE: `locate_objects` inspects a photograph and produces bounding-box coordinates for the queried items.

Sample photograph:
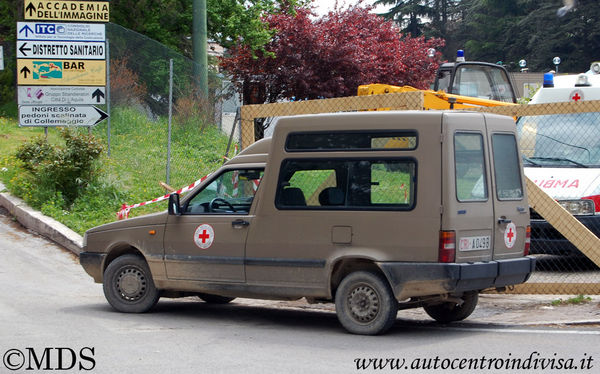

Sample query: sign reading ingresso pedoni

[19,105,109,127]
[17,22,105,42]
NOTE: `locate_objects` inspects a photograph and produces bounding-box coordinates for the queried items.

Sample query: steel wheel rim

[347,283,380,323]
[116,265,147,302]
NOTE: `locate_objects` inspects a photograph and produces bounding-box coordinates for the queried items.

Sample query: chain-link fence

[237,92,600,295]
[88,23,238,205]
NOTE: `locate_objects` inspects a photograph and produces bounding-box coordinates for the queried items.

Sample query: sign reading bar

[24,0,109,22]
[17,59,106,86]
[17,22,106,42]
[17,41,105,59]
[18,86,106,105]
[20,105,108,127]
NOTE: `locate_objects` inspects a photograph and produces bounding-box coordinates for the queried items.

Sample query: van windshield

[516,112,600,167]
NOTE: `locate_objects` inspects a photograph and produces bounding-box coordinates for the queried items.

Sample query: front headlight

[558,199,595,215]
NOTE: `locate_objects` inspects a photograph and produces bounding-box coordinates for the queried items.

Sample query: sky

[312,0,389,16]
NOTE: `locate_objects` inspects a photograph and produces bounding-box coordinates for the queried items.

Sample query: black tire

[103,254,160,313]
[334,271,398,335]
[424,291,479,323]
[198,293,236,304]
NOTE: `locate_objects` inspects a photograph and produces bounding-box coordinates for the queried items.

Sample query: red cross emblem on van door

[194,224,215,249]
[504,222,517,249]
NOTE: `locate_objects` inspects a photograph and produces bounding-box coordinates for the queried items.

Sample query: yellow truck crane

[358,51,518,110]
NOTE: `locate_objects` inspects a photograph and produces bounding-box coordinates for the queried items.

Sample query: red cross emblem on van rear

[194,224,214,249]
[504,222,517,249]
[507,228,514,242]
[572,93,581,101]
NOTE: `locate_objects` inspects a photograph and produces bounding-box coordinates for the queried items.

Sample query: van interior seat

[318,187,345,206]
[281,187,306,206]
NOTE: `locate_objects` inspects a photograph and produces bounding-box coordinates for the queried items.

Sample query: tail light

[524,225,531,256]
[438,231,456,263]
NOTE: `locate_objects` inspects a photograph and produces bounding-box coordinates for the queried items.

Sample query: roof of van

[530,73,600,104]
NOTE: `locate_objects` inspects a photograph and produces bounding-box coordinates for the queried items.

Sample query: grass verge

[0,106,233,235]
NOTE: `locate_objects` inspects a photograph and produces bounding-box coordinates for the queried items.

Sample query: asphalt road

[1,209,599,374]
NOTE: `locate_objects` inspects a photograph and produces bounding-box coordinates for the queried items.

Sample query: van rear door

[442,112,495,263]
[484,114,529,259]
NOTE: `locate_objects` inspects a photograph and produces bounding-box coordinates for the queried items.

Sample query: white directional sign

[18,86,105,105]
[17,22,105,41]
[19,105,108,127]
[17,40,105,59]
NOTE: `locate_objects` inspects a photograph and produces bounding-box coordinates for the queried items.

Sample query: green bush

[14,129,104,205]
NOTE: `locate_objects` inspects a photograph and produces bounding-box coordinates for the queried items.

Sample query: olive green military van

[80,110,535,335]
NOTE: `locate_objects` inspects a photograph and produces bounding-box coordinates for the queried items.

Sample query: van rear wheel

[335,271,398,335]
[103,254,159,313]
[424,291,478,323]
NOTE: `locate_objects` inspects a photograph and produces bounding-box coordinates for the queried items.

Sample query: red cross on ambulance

[570,89,584,102]
[194,224,215,249]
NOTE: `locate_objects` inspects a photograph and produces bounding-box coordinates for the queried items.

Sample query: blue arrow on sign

[19,24,33,37]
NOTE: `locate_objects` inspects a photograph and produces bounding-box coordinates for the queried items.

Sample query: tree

[220,6,444,104]
[375,0,432,37]
[109,0,303,57]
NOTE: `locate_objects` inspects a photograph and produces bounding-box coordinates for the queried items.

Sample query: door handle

[232,219,250,228]
[497,217,512,224]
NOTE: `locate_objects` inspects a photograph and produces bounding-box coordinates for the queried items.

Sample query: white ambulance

[517,62,600,255]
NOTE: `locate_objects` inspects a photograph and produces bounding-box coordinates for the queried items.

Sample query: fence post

[166,58,173,185]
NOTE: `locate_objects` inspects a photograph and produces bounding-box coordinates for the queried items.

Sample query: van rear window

[491,134,523,200]
[454,133,488,202]
[286,131,417,151]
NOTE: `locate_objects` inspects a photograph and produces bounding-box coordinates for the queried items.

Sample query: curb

[0,181,83,255]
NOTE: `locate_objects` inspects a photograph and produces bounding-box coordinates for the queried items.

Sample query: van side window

[286,131,417,151]
[454,133,488,202]
[276,159,416,210]
[491,134,523,200]
[184,169,264,214]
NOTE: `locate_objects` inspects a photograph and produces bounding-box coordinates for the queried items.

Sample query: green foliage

[551,294,593,306]
[14,130,103,205]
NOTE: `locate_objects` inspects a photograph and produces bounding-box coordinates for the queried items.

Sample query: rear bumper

[80,252,106,283]
[377,257,536,300]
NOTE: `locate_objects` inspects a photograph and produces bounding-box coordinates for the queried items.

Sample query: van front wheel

[423,291,478,323]
[103,254,160,313]
[335,271,398,335]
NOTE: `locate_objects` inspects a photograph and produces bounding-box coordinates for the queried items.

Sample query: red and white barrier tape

[117,146,242,220]
[117,174,210,220]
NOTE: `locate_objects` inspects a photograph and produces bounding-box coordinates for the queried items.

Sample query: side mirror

[168,193,181,215]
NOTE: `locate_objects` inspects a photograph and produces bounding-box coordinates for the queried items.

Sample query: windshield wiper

[529,157,589,168]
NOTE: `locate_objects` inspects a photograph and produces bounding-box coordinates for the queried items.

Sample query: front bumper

[80,252,106,283]
[529,215,600,256]
[377,257,536,300]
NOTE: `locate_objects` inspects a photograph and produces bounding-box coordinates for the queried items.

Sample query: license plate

[458,236,491,251]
